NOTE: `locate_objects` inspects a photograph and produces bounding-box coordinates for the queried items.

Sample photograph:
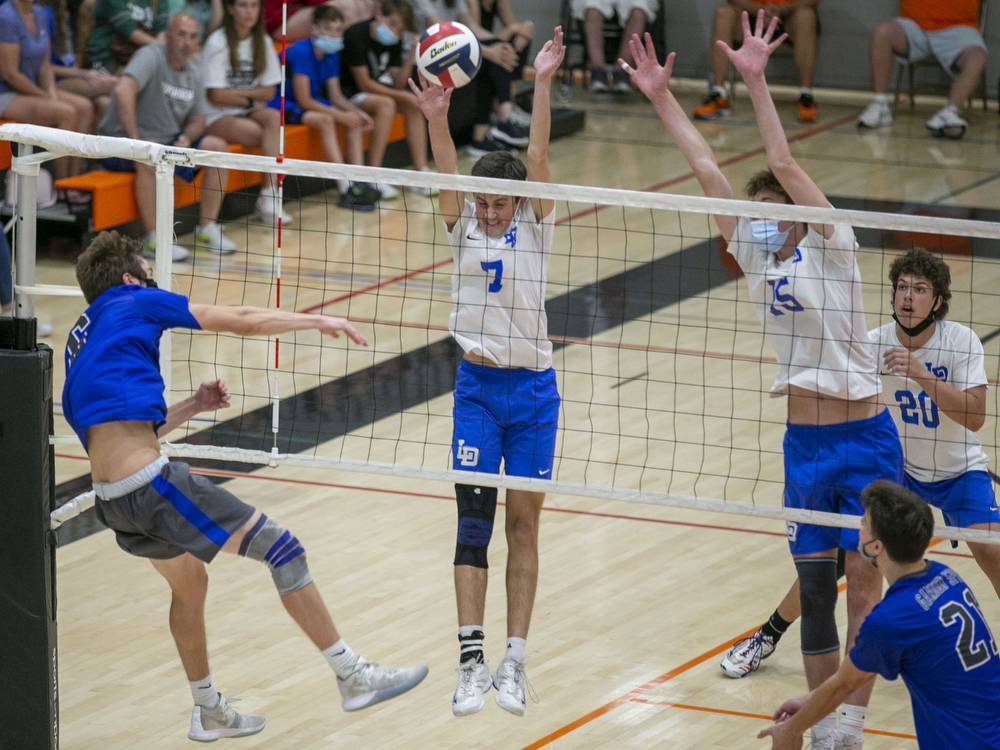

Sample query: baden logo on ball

[417,22,482,89]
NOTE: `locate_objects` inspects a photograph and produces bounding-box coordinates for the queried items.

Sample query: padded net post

[14,143,37,321]
[154,161,174,402]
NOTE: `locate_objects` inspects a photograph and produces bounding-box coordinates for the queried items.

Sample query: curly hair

[744,169,792,203]
[888,248,951,321]
[76,231,147,304]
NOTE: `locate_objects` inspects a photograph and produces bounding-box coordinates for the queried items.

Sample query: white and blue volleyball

[416,22,482,89]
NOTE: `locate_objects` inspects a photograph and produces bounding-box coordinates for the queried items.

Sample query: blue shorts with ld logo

[783,409,904,555]
[452,360,560,479]
[905,470,1000,528]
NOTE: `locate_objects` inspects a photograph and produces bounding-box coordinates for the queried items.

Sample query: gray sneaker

[337,657,429,711]
[188,695,265,742]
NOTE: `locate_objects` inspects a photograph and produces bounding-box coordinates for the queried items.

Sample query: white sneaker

[720,628,775,678]
[143,232,189,262]
[194,222,237,254]
[926,105,967,140]
[337,657,429,711]
[509,105,531,128]
[452,660,492,716]
[492,658,531,717]
[255,187,293,226]
[37,322,52,337]
[857,99,892,129]
[807,725,836,750]
[832,730,864,750]
[375,182,399,200]
[188,695,265,742]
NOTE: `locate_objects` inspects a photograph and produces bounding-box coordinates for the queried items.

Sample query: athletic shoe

[832,730,864,750]
[693,91,730,120]
[194,222,237,254]
[611,67,632,92]
[375,182,399,200]
[492,658,530,717]
[452,660,492,716]
[509,105,532,128]
[188,695,266,742]
[255,187,293,226]
[797,93,818,122]
[807,725,836,750]
[337,657,429,711]
[589,66,609,92]
[926,105,967,140]
[719,628,775,678]
[337,183,379,212]
[491,120,529,147]
[857,99,892,129]
[468,135,515,157]
[143,233,189,262]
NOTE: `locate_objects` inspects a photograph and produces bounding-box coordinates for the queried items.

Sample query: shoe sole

[927,125,966,140]
[857,120,891,129]
[188,721,266,742]
[491,673,526,717]
[254,212,294,226]
[490,130,530,147]
[194,239,237,255]
[341,665,429,711]
[452,679,492,717]
[338,202,376,212]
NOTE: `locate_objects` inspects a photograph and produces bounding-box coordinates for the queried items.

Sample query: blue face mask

[750,219,790,254]
[314,35,343,54]
[374,22,399,45]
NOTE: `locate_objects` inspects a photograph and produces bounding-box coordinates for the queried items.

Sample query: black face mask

[143,278,159,289]
[892,293,939,338]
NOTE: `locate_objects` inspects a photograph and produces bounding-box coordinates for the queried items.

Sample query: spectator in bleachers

[269,5,390,210]
[857,0,986,139]
[99,12,234,261]
[409,0,525,155]
[202,0,290,225]
[263,0,373,42]
[0,0,95,189]
[694,0,819,121]
[173,0,225,41]
[467,0,532,127]
[571,0,657,92]
[83,0,170,74]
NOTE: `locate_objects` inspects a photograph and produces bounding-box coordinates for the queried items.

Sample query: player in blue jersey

[760,479,1000,750]
[63,231,428,742]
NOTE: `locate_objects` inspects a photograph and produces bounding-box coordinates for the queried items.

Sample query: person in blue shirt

[64,230,428,741]
[759,479,1000,750]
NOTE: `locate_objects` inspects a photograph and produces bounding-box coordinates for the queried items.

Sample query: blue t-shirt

[62,285,201,449]
[268,38,338,114]
[850,561,1000,750]
[0,3,51,95]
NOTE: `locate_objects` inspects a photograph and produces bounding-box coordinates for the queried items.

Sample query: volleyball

[416,22,482,89]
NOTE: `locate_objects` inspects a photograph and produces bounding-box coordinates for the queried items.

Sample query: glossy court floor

[32,86,1000,748]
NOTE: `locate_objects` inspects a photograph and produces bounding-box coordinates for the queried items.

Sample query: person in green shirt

[84,0,170,73]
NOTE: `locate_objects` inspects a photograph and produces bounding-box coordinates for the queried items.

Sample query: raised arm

[188,303,367,344]
[623,34,737,239]
[720,11,833,236]
[158,379,231,436]
[409,74,463,230]
[525,27,564,220]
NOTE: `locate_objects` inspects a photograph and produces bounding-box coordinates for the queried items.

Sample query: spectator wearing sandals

[409,0,525,155]
[857,0,987,139]
[99,12,234,261]
[0,0,94,193]
[467,0,532,128]
[262,0,374,42]
[571,0,657,92]
[201,0,290,225]
[84,0,170,75]
[694,0,820,121]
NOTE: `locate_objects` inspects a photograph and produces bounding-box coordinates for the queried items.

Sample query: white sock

[814,711,838,735]
[189,675,219,709]
[322,639,360,679]
[798,87,813,98]
[873,93,889,105]
[839,704,866,736]
[711,84,727,97]
[337,179,351,194]
[505,637,526,663]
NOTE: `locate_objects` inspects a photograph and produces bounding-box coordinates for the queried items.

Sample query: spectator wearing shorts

[694,0,820,122]
[571,0,658,92]
[858,0,987,139]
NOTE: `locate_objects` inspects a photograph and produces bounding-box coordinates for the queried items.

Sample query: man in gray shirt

[99,12,235,260]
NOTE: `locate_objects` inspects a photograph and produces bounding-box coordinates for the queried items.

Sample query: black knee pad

[796,557,840,655]
[454,484,497,569]
[837,547,846,580]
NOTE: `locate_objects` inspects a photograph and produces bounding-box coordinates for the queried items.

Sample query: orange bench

[53,115,407,232]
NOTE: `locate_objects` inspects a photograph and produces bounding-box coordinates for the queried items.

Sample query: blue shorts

[784,409,904,555]
[102,134,205,183]
[451,360,560,478]
[905,471,999,528]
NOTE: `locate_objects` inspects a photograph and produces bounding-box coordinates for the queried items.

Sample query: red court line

[929,549,975,559]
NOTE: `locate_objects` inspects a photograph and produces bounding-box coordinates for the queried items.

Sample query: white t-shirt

[870,320,990,482]
[727,216,881,401]
[200,29,282,124]
[446,199,555,370]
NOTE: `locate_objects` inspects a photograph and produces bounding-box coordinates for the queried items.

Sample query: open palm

[533,26,566,81]
[718,10,787,79]
[407,73,452,119]
[620,33,674,104]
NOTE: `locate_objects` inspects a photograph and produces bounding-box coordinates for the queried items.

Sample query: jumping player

[759,480,1000,750]
[624,16,903,750]
[63,232,428,742]
[408,28,565,718]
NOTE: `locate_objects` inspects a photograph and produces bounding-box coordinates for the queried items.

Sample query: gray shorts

[895,17,987,75]
[0,91,19,119]
[94,457,255,563]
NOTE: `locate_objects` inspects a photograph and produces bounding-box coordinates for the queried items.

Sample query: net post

[154,160,174,402]
[14,142,38,322]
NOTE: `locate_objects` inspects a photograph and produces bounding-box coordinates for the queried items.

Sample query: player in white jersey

[625,15,903,749]
[409,28,565,718]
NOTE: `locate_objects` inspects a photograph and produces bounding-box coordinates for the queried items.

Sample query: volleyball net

[6,123,1000,545]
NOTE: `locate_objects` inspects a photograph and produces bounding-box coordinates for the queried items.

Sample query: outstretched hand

[407,73,453,119]
[619,33,674,105]
[319,316,368,346]
[533,26,565,82]
[193,379,231,412]
[717,10,787,79]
